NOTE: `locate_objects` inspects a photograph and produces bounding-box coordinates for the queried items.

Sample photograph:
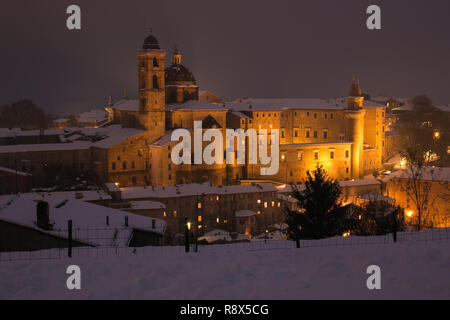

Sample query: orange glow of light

[406,210,413,218]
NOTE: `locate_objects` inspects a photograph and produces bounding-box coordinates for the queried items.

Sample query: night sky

[1,0,449,115]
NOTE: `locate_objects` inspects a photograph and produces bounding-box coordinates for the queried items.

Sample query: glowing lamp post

[433,130,440,140]
[184,218,190,253]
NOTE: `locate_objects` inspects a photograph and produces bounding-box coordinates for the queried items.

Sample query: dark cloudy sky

[1,0,449,115]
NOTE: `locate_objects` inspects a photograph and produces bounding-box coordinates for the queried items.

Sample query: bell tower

[137,30,166,140]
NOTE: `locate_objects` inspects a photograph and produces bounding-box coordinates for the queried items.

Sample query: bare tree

[399,146,439,231]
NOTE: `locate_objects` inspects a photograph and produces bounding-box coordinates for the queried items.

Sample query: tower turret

[347,77,364,109]
[172,44,182,65]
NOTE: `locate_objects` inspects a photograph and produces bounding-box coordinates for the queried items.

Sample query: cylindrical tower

[344,109,366,179]
[345,77,366,179]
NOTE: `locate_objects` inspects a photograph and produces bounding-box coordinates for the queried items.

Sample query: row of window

[280,129,343,140]
[255,111,336,119]
[281,150,350,161]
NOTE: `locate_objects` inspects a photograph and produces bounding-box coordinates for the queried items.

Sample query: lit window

[264,202,268,208]
[173,210,177,217]
[257,199,261,204]
[277,202,281,207]
[216,217,220,223]
[198,202,202,209]
[198,215,202,222]
[272,201,275,207]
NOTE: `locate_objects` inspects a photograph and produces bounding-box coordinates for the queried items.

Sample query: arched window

[153,75,159,89]
[153,57,158,67]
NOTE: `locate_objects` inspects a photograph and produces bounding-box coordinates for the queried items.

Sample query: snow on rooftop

[0,125,145,153]
[104,182,120,193]
[129,201,166,210]
[0,141,92,153]
[77,109,108,123]
[0,128,65,138]
[151,131,174,147]
[225,98,384,112]
[277,194,298,203]
[277,178,381,194]
[18,190,112,202]
[110,99,139,111]
[392,104,414,111]
[230,110,250,118]
[0,195,166,246]
[235,210,256,217]
[381,167,450,183]
[92,127,145,148]
[166,100,227,111]
[120,182,277,200]
[198,229,234,243]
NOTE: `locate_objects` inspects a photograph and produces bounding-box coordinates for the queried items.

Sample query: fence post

[68,220,73,258]
[184,218,189,253]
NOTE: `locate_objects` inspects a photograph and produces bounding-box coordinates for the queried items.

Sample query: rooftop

[0,125,145,153]
[0,195,166,246]
[120,182,277,200]
[225,98,384,111]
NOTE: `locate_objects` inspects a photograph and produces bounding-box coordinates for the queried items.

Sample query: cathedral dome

[142,34,160,50]
[165,64,196,84]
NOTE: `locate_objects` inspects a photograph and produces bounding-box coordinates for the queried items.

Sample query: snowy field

[0,237,449,299]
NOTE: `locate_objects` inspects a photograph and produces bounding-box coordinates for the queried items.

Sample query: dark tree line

[0,99,53,129]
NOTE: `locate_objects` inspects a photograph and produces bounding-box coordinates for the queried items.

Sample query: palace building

[106,31,386,187]
[0,31,387,192]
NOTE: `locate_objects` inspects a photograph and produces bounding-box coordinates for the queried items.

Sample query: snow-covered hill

[0,238,449,299]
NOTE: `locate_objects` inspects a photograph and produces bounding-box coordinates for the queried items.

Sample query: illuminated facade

[106,32,387,186]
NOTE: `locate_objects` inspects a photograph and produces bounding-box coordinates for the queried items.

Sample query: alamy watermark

[170,121,279,175]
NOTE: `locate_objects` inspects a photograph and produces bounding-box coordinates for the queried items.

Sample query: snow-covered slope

[0,239,449,299]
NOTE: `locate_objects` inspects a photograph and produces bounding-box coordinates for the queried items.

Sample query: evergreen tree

[285,166,348,241]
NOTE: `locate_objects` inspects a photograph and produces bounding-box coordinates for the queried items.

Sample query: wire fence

[0,225,449,262]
